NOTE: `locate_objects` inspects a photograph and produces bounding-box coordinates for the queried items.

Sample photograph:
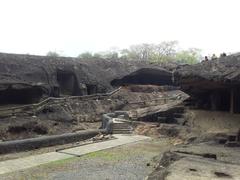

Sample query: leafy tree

[153,41,178,62]
[93,53,102,58]
[121,41,178,62]
[126,44,155,61]
[78,52,93,59]
[175,48,201,64]
[46,51,60,57]
[104,52,118,59]
[97,51,119,59]
[75,41,202,64]
[120,49,130,60]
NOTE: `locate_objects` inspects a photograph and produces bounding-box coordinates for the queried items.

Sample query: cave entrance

[190,89,231,112]
[209,89,231,112]
[230,88,240,114]
[57,70,78,96]
[86,84,97,95]
[0,86,44,105]
[210,88,240,114]
[190,88,240,113]
[111,68,172,86]
[207,88,240,114]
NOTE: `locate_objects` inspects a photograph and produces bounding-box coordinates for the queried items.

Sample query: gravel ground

[1,138,173,180]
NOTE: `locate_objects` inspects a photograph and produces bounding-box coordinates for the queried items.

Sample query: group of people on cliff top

[203,52,227,62]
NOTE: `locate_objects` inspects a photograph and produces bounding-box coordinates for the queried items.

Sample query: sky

[0,0,240,57]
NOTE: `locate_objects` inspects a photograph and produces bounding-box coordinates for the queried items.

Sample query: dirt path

[1,138,173,180]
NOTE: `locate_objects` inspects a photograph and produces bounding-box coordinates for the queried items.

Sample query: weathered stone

[0,52,172,105]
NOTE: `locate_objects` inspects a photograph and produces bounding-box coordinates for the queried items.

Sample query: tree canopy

[46,51,60,57]
[78,52,93,59]
[76,41,202,64]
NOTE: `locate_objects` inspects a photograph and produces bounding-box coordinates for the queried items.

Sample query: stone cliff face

[0,53,172,104]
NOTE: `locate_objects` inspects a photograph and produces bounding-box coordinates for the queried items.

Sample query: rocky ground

[148,140,240,180]
[146,109,240,180]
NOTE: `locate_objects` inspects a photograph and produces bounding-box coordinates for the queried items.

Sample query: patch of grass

[44,156,77,167]
[83,150,128,162]
[5,170,50,180]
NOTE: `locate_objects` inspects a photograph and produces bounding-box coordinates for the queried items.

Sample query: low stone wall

[0,111,133,154]
[0,129,106,154]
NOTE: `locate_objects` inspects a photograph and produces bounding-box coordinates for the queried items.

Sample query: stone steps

[112,121,133,134]
[112,123,131,129]
[112,129,133,134]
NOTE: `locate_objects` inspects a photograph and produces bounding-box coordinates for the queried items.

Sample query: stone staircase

[173,108,186,125]
[157,106,186,125]
[112,119,133,134]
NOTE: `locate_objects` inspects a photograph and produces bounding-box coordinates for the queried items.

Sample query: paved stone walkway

[59,134,150,156]
[0,134,150,175]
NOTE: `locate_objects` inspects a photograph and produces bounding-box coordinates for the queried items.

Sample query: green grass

[43,149,128,168]
[83,150,127,161]
[46,156,77,166]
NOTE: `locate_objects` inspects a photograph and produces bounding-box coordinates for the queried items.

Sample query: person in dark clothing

[220,53,227,57]
[204,56,209,61]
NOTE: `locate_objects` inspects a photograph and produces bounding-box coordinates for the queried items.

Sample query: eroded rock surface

[0,53,172,105]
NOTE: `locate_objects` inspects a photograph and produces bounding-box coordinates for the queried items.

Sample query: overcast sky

[0,0,239,57]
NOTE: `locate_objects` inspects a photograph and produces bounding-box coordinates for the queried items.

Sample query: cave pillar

[230,88,234,114]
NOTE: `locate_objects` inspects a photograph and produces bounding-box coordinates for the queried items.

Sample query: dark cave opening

[57,70,79,96]
[232,88,240,113]
[111,68,172,86]
[0,87,44,105]
[213,90,231,111]
[137,107,185,124]
[188,88,240,113]
[187,90,230,112]
[86,84,97,95]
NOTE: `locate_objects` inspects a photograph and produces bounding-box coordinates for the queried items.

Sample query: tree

[153,41,178,62]
[75,41,202,63]
[92,53,102,58]
[126,43,155,61]
[175,48,202,64]
[96,51,119,59]
[121,41,178,62]
[46,51,60,57]
[78,52,93,59]
[120,49,130,60]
